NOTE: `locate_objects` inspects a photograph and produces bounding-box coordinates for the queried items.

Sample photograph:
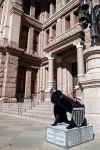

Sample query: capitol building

[0,0,100,133]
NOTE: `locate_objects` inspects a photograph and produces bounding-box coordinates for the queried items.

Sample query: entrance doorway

[31,69,38,95]
[16,66,26,102]
[67,62,78,98]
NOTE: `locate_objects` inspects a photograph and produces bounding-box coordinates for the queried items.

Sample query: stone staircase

[0,100,54,124]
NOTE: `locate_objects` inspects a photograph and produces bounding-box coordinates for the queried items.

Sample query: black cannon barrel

[51,90,83,113]
[51,90,76,113]
[51,90,74,104]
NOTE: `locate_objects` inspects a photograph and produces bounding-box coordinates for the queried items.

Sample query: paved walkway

[0,113,100,150]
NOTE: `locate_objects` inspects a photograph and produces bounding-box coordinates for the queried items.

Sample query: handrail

[0,90,45,115]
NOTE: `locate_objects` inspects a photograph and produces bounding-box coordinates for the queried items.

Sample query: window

[33,31,39,52]
[35,1,40,20]
[23,0,31,15]
[74,10,79,25]
[52,25,56,38]
[16,66,26,102]
[19,25,29,50]
[65,15,70,30]
[46,29,49,44]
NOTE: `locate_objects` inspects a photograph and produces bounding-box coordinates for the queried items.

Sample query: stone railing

[43,23,82,51]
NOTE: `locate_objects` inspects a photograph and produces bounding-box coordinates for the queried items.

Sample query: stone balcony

[43,23,83,53]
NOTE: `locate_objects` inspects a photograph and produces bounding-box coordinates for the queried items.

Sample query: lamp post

[78,0,100,46]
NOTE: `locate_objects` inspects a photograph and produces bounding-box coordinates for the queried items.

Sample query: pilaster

[56,18,62,36]
[57,66,63,91]
[27,27,34,54]
[56,0,62,11]
[24,69,32,100]
[30,0,35,18]
[8,3,23,47]
[62,63,67,95]
[2,52,18,102]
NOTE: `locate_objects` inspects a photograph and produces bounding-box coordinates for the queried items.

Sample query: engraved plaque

[46,127,66,147]
[81,126,94,143]
[67,128,80,147]
[46,128,55,144]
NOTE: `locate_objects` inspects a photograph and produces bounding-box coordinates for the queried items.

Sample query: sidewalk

[0,113,100,150]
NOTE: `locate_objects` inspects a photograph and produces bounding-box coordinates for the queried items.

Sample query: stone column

[56,18,62,36]
[62,17,66,34]
[49,26,53,42]
[57,66,63,91]
[27,27,34,54]
[2,0,14,41]
[62,63,67,95]
[42,67,45,91]
[43,31,47,47]
[75,42,85,78]
[40,31,44,57]
[67,63,73,97]
[61,0,65,6]
[47,53,54,91]
[30,0,35,18]
[24,69,32,101]
[70,11,74,29]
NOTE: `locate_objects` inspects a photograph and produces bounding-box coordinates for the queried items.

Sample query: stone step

[0,109,54,123]
[0,106,53,116]
[0,101,54,123]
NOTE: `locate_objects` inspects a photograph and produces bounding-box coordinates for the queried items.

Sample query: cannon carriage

[51,90,87,128]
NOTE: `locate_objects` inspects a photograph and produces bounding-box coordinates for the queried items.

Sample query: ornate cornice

[23,14,43,31]
[9,5,43,30]
[43,0,79,29]
[0,45,42,64]
[10,5,23,16]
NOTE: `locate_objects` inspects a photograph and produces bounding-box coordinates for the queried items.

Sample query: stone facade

[0,0,100,133]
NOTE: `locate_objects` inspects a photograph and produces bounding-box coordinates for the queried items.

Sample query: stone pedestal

[46,125,94,149]
[80,46,100,133]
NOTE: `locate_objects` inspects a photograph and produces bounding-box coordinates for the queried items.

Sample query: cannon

[51,90,87,129]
